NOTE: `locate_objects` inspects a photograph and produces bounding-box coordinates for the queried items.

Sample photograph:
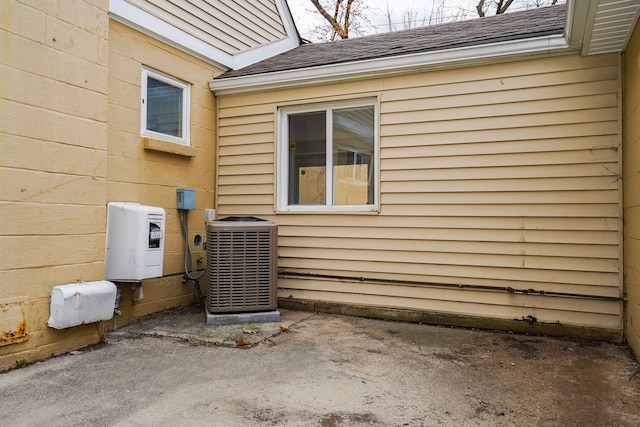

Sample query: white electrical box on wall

[105,202,166,281]
[48,281,117,329]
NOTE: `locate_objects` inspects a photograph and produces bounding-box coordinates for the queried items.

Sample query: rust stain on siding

[1,321,28,345]
[0,301,29,346]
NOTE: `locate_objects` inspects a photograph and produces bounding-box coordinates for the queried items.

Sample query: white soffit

[583,0,640,55]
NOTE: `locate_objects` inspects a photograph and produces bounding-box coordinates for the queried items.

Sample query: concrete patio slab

[2,305,640,426]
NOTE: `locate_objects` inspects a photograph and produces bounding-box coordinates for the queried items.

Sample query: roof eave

[209,34,570,95]
[109,0,301,71]
[566,0,640,56]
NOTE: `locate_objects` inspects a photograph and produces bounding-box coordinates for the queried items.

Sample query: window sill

[142,137,196,157]
[276,207,379,215]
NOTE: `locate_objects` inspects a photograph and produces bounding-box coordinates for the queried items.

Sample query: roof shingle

[216,4,565,79]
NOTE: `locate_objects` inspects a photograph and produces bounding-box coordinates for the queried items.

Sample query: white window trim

[277,99,379,213]
[141,67,190,146]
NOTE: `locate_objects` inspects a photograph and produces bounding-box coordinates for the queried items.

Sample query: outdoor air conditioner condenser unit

[205,217,278,313]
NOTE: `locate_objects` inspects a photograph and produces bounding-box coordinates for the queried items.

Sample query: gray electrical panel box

[176,188,195,210]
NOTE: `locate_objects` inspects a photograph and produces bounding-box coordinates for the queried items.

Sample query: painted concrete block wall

[1,3,219,370]
[106,20,218,326]
[0,0,110,369]
[625,20,640,359]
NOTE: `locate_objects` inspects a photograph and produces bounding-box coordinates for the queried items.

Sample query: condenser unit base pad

[205,309,281,326]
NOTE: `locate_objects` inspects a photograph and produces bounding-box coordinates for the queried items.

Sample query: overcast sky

[287,0,481,40]
[285,0,560,41]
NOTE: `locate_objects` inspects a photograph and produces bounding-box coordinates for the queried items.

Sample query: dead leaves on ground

[237,326,258,346]
[235,338,252,347]
[236,323,292,346]
[279,324,291,332]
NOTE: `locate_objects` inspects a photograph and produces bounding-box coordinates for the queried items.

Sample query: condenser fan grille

[206,219,277,313]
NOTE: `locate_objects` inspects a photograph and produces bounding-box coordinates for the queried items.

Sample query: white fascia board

[231,0,300,69]
[275,0,303,43]
[109,0,232,70]
[232,38,299,69]
[564,0,591,50]
[209,34,570,95]
[579,0,600,55]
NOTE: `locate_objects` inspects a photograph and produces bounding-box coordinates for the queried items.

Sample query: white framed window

[141,67,190,145]
[277,99,378,212]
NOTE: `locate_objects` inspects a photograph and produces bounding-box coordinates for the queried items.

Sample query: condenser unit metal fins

[206,217,277,313]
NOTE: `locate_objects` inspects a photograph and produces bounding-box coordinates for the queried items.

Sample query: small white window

[141,67,190,145]
[277,99,378,212]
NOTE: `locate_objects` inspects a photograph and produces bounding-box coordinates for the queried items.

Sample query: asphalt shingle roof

[217,4,565,79]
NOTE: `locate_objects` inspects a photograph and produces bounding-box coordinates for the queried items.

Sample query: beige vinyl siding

[216,52,623,331]
[624,21,640,357]
[125,0,287,54]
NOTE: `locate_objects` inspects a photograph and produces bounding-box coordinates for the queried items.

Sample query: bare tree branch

[497,0,515,14]
[476,0,486,17]
[384,1,393,32]
[476,0,558,17]
[343,0,355,38]
[310,0,348,39]
[309,0,366,40]
[306,0,564,42]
